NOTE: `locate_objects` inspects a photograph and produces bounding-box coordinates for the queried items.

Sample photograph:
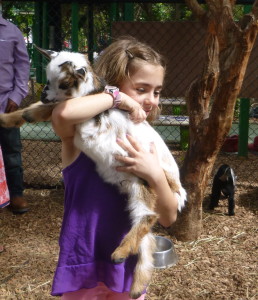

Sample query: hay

[0,155,257,299]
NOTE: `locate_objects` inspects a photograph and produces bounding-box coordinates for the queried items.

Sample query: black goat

[209,164,236,216]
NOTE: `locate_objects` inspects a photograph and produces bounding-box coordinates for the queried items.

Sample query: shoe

[10,196,29,214]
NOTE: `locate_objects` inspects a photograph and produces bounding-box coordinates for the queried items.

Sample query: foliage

[234,98,241,119]
[1,1,247,55]
[233,5,245,20]
[134,3,194,21]
[2,1,34,38]
[60,3,110,53]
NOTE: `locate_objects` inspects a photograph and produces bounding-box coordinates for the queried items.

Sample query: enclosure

[0,0,257,299]
[0,0,256,189]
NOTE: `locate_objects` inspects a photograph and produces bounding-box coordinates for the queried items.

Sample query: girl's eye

[154,90,161,96]
[137,88,145,93]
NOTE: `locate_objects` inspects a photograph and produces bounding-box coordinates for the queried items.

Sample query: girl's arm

[51,92,147,139]
[115,135,178,228]
[51,92,147,168]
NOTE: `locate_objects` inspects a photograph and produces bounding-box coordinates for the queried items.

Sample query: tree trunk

[169,0,258,241]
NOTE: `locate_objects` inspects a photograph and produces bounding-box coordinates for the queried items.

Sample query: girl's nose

[144,94,158,107]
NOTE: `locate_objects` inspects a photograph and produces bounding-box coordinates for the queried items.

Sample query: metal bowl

[153,236,178,269]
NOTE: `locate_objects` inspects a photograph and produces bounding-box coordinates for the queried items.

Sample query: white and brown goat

[0,47,186,298]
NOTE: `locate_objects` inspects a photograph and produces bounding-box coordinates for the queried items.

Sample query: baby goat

[0,47,186,298]
[209,164,236,216]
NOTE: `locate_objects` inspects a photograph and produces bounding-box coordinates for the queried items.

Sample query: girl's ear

[33,44,59,60]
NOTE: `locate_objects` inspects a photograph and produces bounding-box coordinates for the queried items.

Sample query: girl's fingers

[115,154,134,165]
[125,134,141,152]
[116,165,132,173]
[129,108,147,123]
[116,138,136,156]
[116,135,142,155]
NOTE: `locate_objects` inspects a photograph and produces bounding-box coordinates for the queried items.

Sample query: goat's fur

[0,47,186,298]
[209,164,236,216]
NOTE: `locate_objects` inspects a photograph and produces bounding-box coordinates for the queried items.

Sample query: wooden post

[33,2,42,83]
[71,2,79,52]
[238,4,252,157]
[238,98,250,156]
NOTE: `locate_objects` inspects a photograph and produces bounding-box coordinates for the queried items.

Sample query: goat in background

[209,164,236,216]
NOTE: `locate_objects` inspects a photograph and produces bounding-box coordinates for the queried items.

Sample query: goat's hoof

[111,257,126,264]
[129,291,143,299]
[111,248,129,264]
[228,211,235,216]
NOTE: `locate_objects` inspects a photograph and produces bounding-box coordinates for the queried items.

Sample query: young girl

[51,37,184,300]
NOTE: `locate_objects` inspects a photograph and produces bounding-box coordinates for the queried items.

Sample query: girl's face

[119,63,164,116]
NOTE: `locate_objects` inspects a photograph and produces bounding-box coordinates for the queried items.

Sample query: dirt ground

[0,156,257,300]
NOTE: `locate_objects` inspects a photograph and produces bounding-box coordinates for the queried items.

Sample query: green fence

[2,1,257,188]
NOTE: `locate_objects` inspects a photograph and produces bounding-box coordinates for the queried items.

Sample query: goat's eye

[59,82,70,90]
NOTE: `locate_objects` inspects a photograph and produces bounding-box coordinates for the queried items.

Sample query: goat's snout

[41,85,51,103]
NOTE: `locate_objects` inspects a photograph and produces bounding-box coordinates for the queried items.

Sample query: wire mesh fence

[1,1,257,188]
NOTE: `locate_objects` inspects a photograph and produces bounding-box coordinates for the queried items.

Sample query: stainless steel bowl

[153,236,178,269]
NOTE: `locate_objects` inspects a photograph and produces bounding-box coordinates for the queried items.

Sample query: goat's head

[217,164,236,184]
[34,45,103,103]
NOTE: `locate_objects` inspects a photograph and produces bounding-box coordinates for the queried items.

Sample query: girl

[51,37,184,300]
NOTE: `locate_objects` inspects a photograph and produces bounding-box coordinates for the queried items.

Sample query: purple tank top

[51,153,138,296]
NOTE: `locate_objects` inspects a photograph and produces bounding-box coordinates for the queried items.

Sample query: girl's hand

[117,92,147,123]
[116,134,180,228]
[115,134,164,187]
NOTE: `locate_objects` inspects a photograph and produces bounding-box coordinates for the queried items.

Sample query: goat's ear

[33,44,58,60]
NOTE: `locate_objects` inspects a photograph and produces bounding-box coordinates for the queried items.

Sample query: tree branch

[184,0,206,23]
[252,0,258,20]
[239,0,258,32]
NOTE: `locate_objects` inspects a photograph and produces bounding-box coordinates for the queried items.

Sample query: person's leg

[0,127,28,213]
[108,292,146,300]
[61,283,146,300]
[107,285,146,300]
[61,283,109,300]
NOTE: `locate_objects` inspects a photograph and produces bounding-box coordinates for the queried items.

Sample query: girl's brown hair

[94,37,165,121]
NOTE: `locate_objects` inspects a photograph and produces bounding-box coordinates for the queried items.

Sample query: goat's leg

[111,182,157,263]
[0,109,26,128]
[112,173,180,264]
[228,194,235,216]
[111,213,157,264]
[129,233,156,299]
[0,102,56,128]
[22,102,56,123]
[209,182,221,210]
